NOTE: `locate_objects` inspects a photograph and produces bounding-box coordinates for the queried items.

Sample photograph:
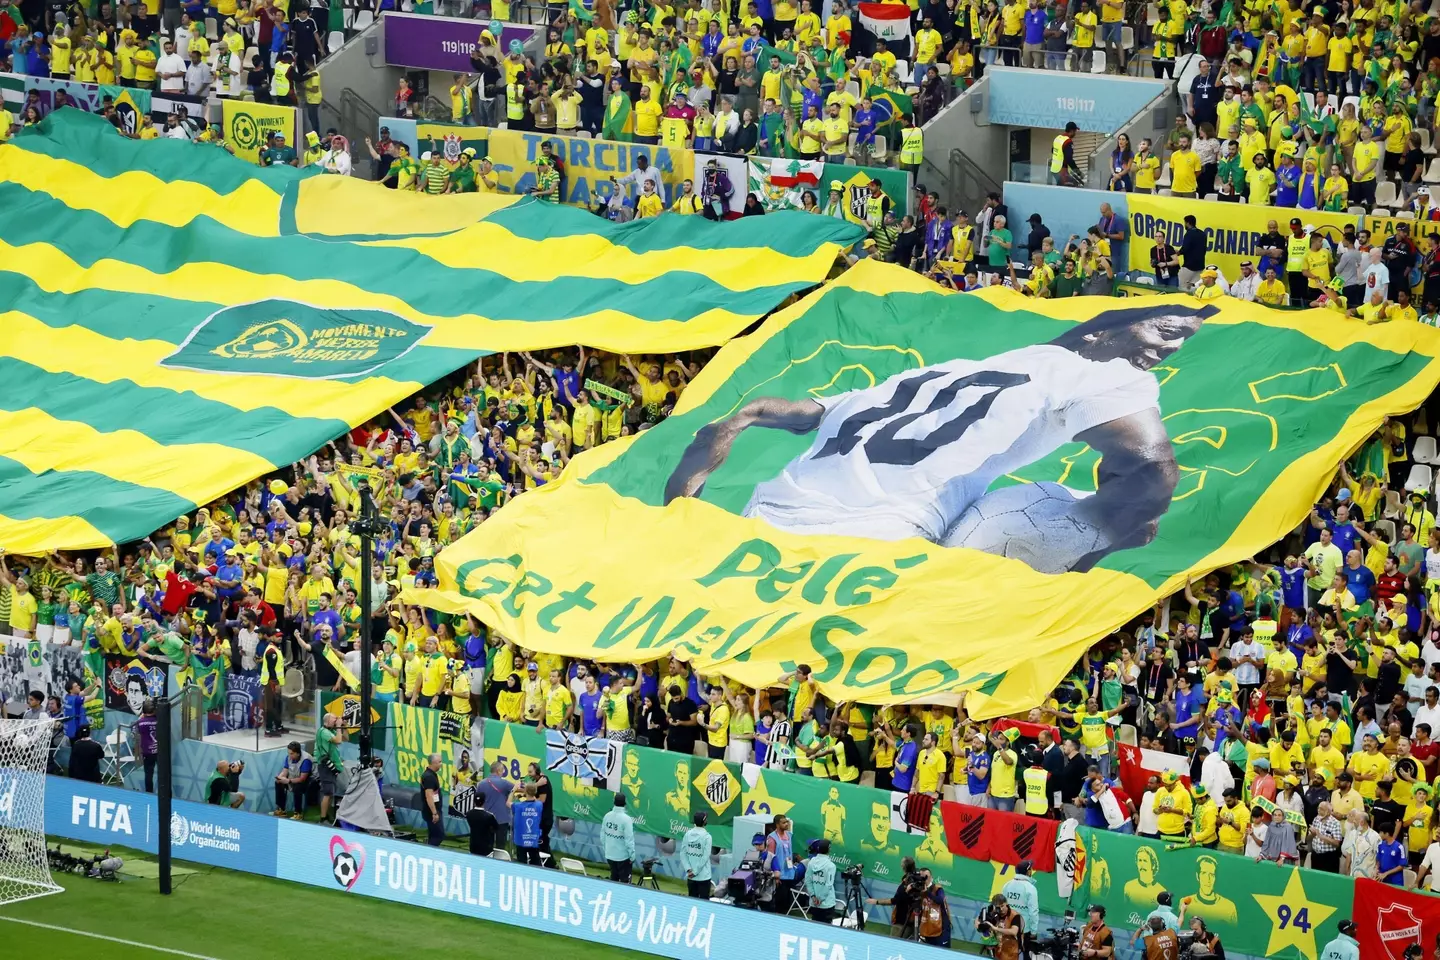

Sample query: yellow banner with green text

[1365,214,1440,246]
[410,124,696,206]
[221,99,297,164]
[1128,193,1356,280]
[410,262,1440,716]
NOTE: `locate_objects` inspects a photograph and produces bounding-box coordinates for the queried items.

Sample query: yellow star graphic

[741,770,794,819]
[484,726,540,781]
[1251,867,1337,960]
[988,860,1015,900]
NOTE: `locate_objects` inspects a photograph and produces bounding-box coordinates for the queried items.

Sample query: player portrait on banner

[664,304,1216,574]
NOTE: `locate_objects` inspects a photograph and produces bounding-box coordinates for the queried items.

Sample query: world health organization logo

[161,300,431,379]
[169,813,190,845]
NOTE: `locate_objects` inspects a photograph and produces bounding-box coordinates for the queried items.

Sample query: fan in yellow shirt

[636,181,665,217]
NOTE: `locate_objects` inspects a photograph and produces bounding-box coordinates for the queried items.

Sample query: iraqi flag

[857,2,912,41]
[1116,742,1191,804]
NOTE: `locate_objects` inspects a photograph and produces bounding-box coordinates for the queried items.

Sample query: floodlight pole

[157,696,172,896]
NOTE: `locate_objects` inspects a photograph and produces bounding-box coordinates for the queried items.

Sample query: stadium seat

[1147,2,1160,23]
[205,16,218,39]
[1202,193,1217,201]
[1347,205,1367,215]
[1122,26,1135,49]
[1398,210,1417,219]
[1342,95,1361,114]
[1373,518,1397,543]
[1091,51,1107,73]
[1419,128,1433,153]
[1158,189,1174,196]
[1413,435,1439,464]
[354,9,375,29]
[1372,207,1392,217]
[871,139,887,161]
[491,849,513,861]
[844,80,861,99]
[1384,488,1404,519]
[1425,158,1440,183]
[559,857,588,875]
[1375,181,1400,208]
[1404,463,1433,493]
[328,30,344,51]
[1156,166,1172,187]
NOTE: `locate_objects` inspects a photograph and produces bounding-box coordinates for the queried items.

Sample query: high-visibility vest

[1286,234,1309,272]
[507,82,525,120]
[1023,766,1049,815]
[865,194,885,227]
[270,67,290,100]
[1050,134,1068,173]
[258,644,286,685]
[900,125,923,165]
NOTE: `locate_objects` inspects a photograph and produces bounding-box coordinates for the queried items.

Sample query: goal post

[0,717,62,907]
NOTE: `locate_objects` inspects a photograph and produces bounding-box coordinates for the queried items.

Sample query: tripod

[842,873,870,931]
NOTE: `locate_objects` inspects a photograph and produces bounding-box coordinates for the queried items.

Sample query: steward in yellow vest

[900,117,924,169]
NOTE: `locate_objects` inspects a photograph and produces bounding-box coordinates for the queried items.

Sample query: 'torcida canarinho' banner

[411,261,1440,716]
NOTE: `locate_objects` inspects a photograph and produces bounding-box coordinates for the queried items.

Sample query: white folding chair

[786,886,811,919]
[490,849,513,861]
[1413,435,1439,464]
[102,728,136,786]
[1404,463,1434,493]
[559,857,588,876]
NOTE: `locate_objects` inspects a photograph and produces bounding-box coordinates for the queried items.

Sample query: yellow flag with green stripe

[410,261,1440,717]
[0,111,863,554]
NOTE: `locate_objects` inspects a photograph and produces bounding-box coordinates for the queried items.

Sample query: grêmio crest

[162,299,430,379]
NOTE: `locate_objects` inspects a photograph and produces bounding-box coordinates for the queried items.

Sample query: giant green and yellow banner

[0,110,861,553]
[414,262,1440,716]
[472,716,1352,959]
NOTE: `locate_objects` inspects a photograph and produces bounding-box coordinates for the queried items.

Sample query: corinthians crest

[162,299,430,379]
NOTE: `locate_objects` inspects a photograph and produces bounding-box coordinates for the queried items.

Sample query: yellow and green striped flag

[0,110,863,554]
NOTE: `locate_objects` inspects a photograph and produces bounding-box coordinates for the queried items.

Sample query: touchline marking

[0,915,224,959]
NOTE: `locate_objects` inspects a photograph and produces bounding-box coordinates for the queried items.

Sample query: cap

[1284,775,1301,786]
[1290,217,1303,226]
[462,146,477,157]
[1253,757,1271,769]
[862,238,876,248]
[536,156,551,166]
[829,179,844,190]
[526,661,539,670]
[1336,488,1352,502]
[1161,770,1180,784]
[1192,784,1209,798]
[1028,213,1043,223]
[1202,268,1218,278]
[1329,276,1345,291]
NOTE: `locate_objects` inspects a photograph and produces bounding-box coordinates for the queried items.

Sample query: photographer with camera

[1079,904,1115,959]
[1182,915,1225,958]
[205,759,246,809]
[975,892,1022,959]
[1139,916,1180,960]
[865,856,921,936]
[314,712,345,824]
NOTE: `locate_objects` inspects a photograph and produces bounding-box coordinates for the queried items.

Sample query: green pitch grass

[0,840,662,960]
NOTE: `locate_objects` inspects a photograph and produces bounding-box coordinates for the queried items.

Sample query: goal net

[0,718,61,906]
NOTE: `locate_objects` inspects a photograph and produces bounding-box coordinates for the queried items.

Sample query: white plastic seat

[1375,180,1400,208]
[559,857,587,875]
[1404,463,1434,493]
[1413,435,1438,464]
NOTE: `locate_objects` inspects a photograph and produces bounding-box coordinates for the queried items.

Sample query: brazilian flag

[99,85,151,138]
[191,654,227,711]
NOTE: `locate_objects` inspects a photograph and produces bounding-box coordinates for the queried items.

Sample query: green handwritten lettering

[695,539,781,587]
[756,562,815,603]
[455,555,522,600]
[844,646,908,688]
[807,614,864,682]
[500,571,553,617]
[891,659,961,697]
[834,566,899,606]
[800,554,859,605]
[536,582,598,632]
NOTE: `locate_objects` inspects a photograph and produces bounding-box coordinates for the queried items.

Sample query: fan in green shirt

[448,161,477,193]
[987,225,1013,267]
[1053,260,1084,298]
[450,471,507,509]
[259,138,298,167]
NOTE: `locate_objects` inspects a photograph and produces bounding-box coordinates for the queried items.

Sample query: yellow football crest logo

[211,319,309,359]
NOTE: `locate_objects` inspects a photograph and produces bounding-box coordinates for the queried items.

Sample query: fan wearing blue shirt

[1376,821,1408,885]
[1343,550,1376,605]
[892,726,920,792]
[1280,560,1307,614]
[1328,502,1360,557]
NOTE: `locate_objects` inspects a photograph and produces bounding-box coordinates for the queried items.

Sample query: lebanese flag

[857,2,911,40]
[768,158,823,187]
[1355,878,1440,960]
[1116,742,1190,805]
